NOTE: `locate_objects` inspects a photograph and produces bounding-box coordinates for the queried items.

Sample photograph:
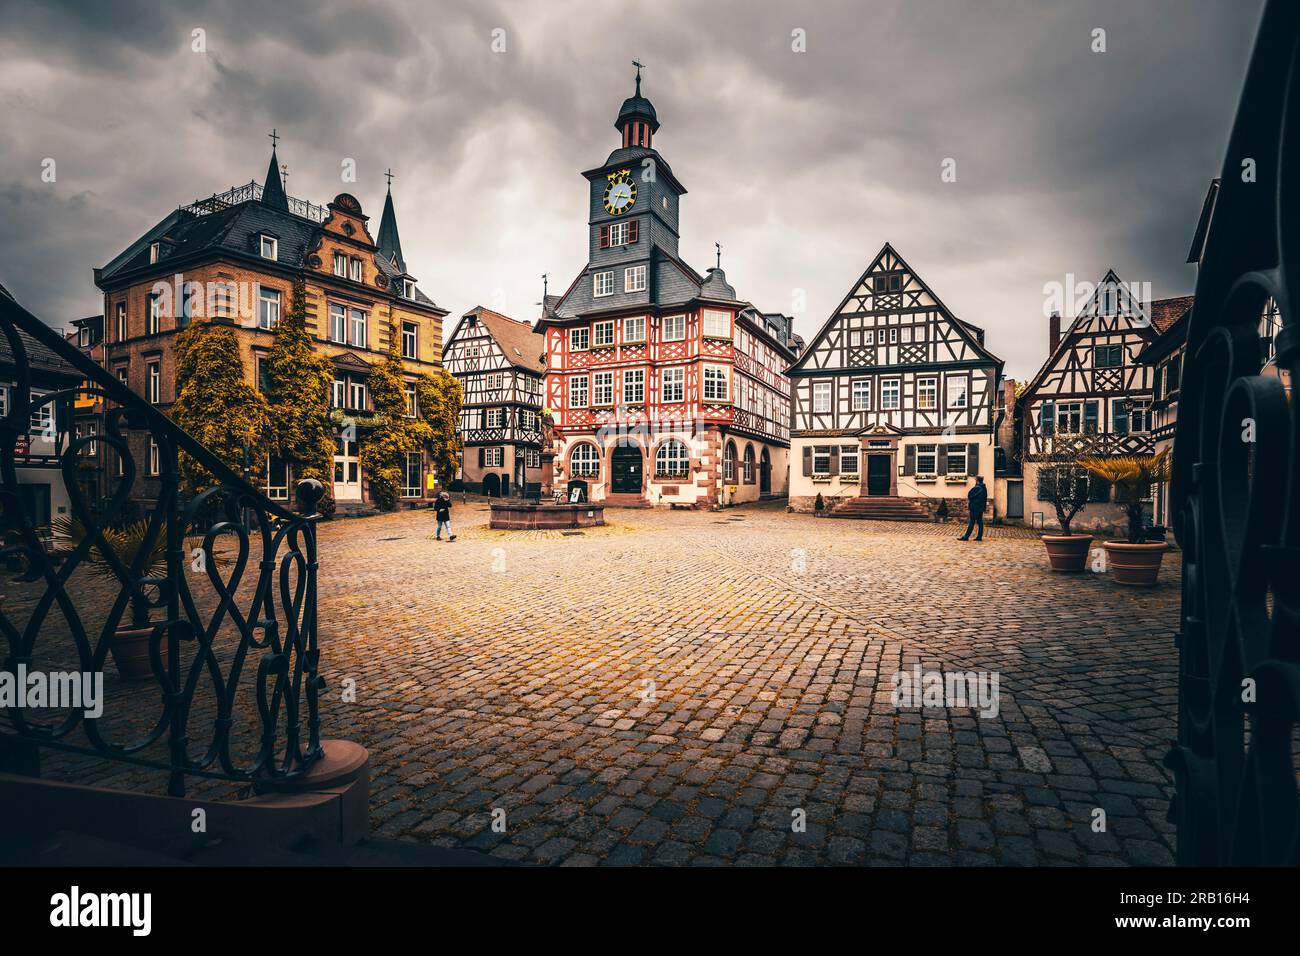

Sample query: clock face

[603,170,637,215]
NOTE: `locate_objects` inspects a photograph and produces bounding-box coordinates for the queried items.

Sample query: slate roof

[0,324,81,380]
[96,166,441,311]
[376,188,406,274]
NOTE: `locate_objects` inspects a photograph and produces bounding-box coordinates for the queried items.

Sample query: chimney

[1049,311,1062,352]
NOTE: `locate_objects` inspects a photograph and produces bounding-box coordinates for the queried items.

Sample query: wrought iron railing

[1166,0,1300,866]
[0,287,327,798]
[180,180,330,224]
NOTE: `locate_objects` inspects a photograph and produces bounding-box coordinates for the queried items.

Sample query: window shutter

[599,225,610,249]
[1040,402,1054,436]
[1113,400,1129,436]
[829,447,840,476]
[1084,400,1099,434]
[937,445,948,475]
[628,219,639,243]
[478,448,485,468]
[802,446,812,476]
[903,445,915,476]
[967,443,979,475]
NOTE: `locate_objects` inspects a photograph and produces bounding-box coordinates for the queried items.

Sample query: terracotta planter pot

[110,626,167,681]
[1103,541,1168,586]
[1041,534,1093,572]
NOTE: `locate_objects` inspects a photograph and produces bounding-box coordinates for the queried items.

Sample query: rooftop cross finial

[268,128,280,149]
[715,242,722,270]
[280,163,289,188]
[632,59,644,94]
[385,167,395,189]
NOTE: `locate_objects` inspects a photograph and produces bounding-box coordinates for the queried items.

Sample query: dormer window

[403,279,415,299]
[149,242,160,264]
[333,253,347,277]
[349,257,363,282]
[259,235,278,260]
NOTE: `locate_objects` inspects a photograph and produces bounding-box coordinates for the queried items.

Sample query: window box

[915,474,938,483]
[839,474,859,483]
[944,474,968,483]
[811,476,832,484]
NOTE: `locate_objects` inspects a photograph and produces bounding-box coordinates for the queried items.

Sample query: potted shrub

[814,492,825,517]
[54,516,169,680]
[935,499,950,523]
[1077,451,1172,586]
[1036,434,1100,571]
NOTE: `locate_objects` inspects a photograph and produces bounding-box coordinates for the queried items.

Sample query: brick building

[93,146,448,511]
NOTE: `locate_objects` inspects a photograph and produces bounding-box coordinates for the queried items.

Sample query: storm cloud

[0,0,1263,378]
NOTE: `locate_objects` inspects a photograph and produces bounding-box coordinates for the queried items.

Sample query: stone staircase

[826,495,933,522]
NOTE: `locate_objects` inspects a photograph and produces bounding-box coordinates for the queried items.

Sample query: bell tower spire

[616,60,659,149]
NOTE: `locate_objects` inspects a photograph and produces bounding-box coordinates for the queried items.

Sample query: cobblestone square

[313,502,1180,866]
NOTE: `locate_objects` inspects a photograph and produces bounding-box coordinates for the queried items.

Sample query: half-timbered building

[1018,270,1191,531]
[442,306,545,497]
[538,69,801,507]
[787,244,1005,518]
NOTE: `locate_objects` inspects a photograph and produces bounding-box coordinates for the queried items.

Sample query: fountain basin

[489,501,606,530]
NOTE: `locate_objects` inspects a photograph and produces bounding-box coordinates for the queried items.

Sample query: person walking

[959,475,988,541]
[435,491,456,542]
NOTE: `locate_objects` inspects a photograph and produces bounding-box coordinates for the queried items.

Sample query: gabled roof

[1018,269,1183,403]
[447,306,545,374]
[789,242,1003,372]
[0,324,81,380]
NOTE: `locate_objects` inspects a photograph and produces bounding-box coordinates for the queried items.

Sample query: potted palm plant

[1077,451,1172,586]
[53,516,169,679]
[1036,433,1101,571]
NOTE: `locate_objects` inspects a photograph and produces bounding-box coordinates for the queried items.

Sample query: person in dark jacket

[435,491,456,541]
[959,476,988,541]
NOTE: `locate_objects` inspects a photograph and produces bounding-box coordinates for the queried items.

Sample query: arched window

[723,441,737,483]
[743,444,756,484]
[655,440,690,478]
[570,443,600,477]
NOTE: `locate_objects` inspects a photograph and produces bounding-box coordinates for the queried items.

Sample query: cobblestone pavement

[310,501,1180,867]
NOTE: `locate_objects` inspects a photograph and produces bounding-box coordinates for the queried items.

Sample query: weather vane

[715,242,722,270]
[280,163,289,188]
[633,59,644,92]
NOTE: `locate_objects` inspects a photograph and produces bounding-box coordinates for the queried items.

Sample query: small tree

[416,368,463,490]
[1035,433,1103,536]
[264,279,335,515]
[360,320,432,510]
[172,320,271,496]
[1078,451,1171,544]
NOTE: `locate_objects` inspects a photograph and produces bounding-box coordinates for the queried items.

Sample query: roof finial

[280,163,288,189]
[268,128,280,149]
[542,273,549,298]
[384,167,395,190]
[715,241,722,270]
[633,59,644,95]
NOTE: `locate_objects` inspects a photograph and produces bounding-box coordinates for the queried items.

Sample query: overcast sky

[0,0,1263,379]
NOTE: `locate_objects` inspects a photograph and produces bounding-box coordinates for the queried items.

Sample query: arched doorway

[611,444,643,495]
[483,473,501,497]
[760,448,771,494]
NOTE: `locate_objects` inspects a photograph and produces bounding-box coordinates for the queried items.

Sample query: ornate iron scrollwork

[0,288,326,798]
[1166,0,1300,865]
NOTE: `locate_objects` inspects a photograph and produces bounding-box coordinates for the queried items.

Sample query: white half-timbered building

[442,306,545,497]
[1018,270,1190,531]
[787,243,1005,517]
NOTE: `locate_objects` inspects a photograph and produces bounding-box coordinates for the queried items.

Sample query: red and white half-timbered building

[538,71,800,507]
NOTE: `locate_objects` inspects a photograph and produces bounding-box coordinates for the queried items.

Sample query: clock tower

[539,66,801,510]
[571,66,688,311]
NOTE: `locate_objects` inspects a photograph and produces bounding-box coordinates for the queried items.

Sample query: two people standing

[959,475,987,542]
